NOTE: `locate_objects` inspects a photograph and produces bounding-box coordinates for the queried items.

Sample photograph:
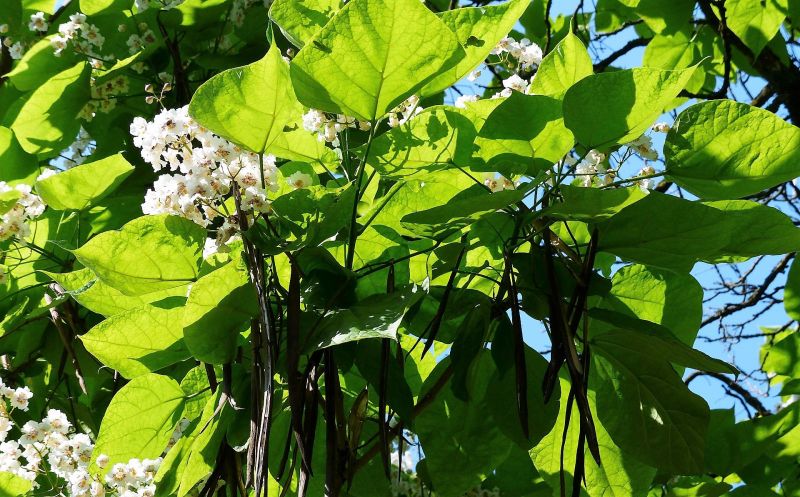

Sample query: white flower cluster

[0,379,163,497]
[492,36,543,69]
[302,109,371,148]
[454,94,479,108]
[50,13,105,58]
[125,25,157,55]
[0,182,46,242]
[570,149,606,188]
[387,95,423,128]
[625,134,658,161]
[81,75,131,120]
[131,106,280,241]
[483,174,515,193]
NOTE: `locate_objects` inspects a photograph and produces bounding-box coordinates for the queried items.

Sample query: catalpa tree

[0,0,799,496]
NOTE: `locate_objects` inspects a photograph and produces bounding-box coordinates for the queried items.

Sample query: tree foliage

[1,0,800,496]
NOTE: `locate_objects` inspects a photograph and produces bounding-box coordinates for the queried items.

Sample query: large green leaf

[92,373,186,470]
[762,331,800,378]
[472,92,574,175]
[546,185,646,222]
[598,193,800,271]
[183,257,258,364]
[81,305,189,379]
[47,268,188,317]
[423,0,529,95]
[309,287,420,349]
[0,126,38,185]
[415,355,514,497]
[73,215,206,296]
[664,100,800,199]
[35,153,135,210]
[563,66,696,148]
[528,32,593,97]
[0,473,32,497]
[189,41,297,154]
[8,62,90,156]
[401,186,525,239]
[80,0,133,16]
[601,264,702,344]
[269,0,341,47]
[591,324,736,375]
[725,0,787,56]
[592,340,711,474]
[289,0,465,121]
[363,105,481,177]
[531,376,656,497]
[5,35,81,91]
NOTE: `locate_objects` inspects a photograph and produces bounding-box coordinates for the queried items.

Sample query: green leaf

[485,340,560,449]
[35,153,134,210]
[423,0,529,95]
[0,472,32,497]
[8,62,90,156]
[532,375,656,497]
[5,35,81,91]
[289,0,465,121]
[785,257,800,321]
[269,0,341,47]
[401,186,525,239]
[309,286,421,349]
[664,100,800,199]
[702,199,800,261]
[563,66,696,148]
[80,0,133,16]
[73,215,206,296]
[472,92,574,175]
[598,193,800,271]
[415,355,514,497]
[591,324,736,375]
[93,373,186,470]
[183,257,258,364]
[362,105,481,177]
[705,406,800,475]
[189,42,298,154]
[528,32,593,97]
[46,268,188,317]
[762,331,800,378]
[0,189,21,216]
[642,31,697,70]
[593,340,710,474]
[0,126,38,185]
[600,264,702,344]
[546,185,646,222]
[725,0,787,56]
[81,305,190,379]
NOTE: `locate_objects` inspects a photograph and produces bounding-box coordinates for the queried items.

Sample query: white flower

[28,12,48,32]
[10,387,33,411]
[652,122,671,133]
[9,42,25,60]
[0,417,12,442]
[0,24,9,34]
[454,94,479,108]
[502,74,528,93]
[286,171,312,189]
[50,34,69,55]
[518,41,543,68]
[467,69,481,81]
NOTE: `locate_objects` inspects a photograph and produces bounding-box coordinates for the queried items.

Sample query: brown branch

[593,38,649,72]
[702,253,794,328]
[685,371,769,416]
